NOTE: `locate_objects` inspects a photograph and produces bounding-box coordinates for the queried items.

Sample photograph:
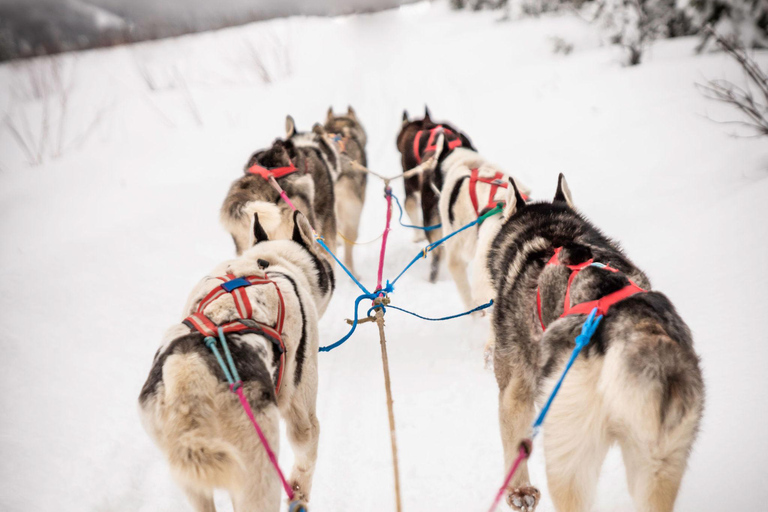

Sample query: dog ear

[402,110,409,123]
[503,177,526,220]
[252,213,270,245]
[347,105,357,119]
[327,106,334,122]
[285,115,296,138]
[291,210,316,250]
[424,105,431,123]
[553,173,575,208]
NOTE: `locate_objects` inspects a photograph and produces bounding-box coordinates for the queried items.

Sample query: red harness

[468,168,530,217]
[183,273,288,395]
[247,162,299,180]
[469,168,508,216]
[536,247,646,331]
[412,126,463,164]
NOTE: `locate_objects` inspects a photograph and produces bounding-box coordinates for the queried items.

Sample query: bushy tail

[161,353,243,489]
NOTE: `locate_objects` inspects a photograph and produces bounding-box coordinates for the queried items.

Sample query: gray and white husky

[139,211,333,512]
[487,175,704,512]
[322,106,368,276]
[221,117,338,260]
[437,147,530,314]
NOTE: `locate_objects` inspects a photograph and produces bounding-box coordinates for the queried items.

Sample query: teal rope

[204,336,235,384]
[218,327,241,383]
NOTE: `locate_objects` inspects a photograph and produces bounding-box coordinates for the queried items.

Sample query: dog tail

[161,353,243,489]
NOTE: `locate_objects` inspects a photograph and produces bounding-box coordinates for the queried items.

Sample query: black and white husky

[487,175,704,512]
[438,147,530,315]
[323,106,368,276]
[139,211,334,511]
[396,107,475,282]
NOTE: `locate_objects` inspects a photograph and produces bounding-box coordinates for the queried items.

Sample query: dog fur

[486,175,704,512]
[221,122,338,260]
[322,106,369,276]
[139,211,334,512]
[396,107,475,282]
[438,147,531,315]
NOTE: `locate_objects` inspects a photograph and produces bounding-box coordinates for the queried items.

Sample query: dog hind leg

[182,485,216,512]
[541,359,610,512]
[447,247,473,310]
[498,375,539,511]
[284,387,320,501]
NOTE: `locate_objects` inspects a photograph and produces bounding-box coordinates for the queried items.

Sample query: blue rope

[389,204,503,288]
[390,191,442,232]
[367,299,494,321]
[315,236,371,296]
[531,308,602,437]
[318,291,380,352]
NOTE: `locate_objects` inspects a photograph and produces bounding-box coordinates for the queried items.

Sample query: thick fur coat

[396,107,475,282]
[487,175,704,512]
[139,212,334,512]
[221,121,337,260]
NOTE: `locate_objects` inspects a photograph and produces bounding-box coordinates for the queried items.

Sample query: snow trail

[1,2,767,511]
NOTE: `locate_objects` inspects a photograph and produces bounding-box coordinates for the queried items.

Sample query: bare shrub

[2,55,112,165]
[132,47,203,126]
[698,26,768,136]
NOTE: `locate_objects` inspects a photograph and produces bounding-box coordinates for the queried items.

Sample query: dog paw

[506,486,540,511]
[290,481,307,502]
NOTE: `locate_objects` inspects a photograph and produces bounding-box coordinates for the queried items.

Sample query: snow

[1,2,767,511]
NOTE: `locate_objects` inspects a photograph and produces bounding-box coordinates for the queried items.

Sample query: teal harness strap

[204,336,235,385]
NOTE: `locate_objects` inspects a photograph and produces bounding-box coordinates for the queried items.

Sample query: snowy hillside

[1,2,767,512]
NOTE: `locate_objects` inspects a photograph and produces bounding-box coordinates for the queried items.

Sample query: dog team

[139,106,704,512]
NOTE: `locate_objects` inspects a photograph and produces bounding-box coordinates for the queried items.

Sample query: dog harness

[247,162,300,180]
[536,247,646,331]
[183,273,288,395]
[412,125,463,164]
[469,168,530,218]
[469,168,508,216]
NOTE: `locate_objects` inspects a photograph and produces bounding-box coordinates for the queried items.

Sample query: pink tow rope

[487,442,531,512]
[376,187,393,293]
[232,383,295,500]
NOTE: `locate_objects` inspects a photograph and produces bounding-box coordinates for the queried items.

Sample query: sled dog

[487,175,704,512]
[438,147,530,315]
[221,119,337,260]
[396,106,474,282]
[322,106,368,276]
[140,211,333,512]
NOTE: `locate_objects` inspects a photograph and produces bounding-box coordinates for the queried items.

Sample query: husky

[396,107,475,282]
[487,175,704,512]
[322,106,369,276]
[139,211,333,512]
[438,147,531,316]
[221,118,337,260]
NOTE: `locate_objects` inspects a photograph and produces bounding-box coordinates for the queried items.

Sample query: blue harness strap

[220,277,251,292]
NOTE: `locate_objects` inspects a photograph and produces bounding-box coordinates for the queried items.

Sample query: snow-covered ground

[1,2,767,511]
